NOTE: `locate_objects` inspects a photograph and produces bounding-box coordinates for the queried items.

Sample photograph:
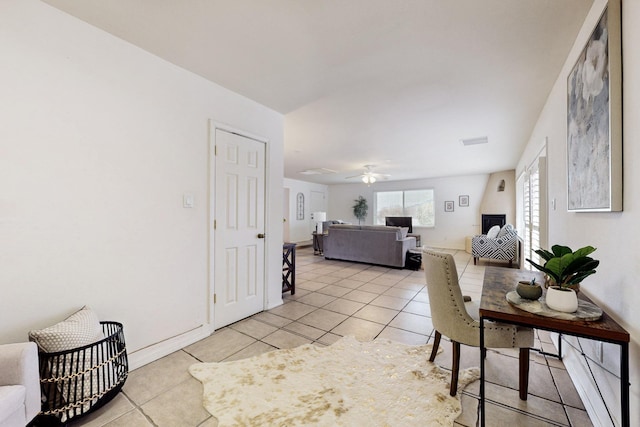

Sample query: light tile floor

[68,246,593,427]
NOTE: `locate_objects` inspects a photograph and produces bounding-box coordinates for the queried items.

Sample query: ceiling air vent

[461,136,488,146]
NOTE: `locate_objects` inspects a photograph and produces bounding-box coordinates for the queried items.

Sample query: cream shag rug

[189,336,479,426]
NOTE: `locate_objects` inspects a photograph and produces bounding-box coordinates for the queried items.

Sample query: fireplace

[481,214,506,234]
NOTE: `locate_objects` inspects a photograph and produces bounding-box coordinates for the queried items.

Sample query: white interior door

[214,128,266,328]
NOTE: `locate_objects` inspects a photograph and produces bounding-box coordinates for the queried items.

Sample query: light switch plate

[183,193,194,208]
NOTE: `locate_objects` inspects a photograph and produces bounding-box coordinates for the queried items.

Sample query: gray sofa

[323,224,417,268]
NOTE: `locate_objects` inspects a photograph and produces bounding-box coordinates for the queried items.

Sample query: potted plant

[352,196,368,225]
[526,245,599,312]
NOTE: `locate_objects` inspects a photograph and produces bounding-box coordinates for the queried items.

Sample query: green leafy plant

[526,245,599,289]
[352,196,368,225]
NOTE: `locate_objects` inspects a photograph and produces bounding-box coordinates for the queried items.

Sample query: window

[519,154,547,270]
[374,189,435,227]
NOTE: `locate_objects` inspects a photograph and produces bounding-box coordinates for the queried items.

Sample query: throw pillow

[29,306,104,352]
[497,224,515,238]
[486,225,501,239]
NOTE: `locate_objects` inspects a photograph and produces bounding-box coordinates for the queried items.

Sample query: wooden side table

[282,243,296,294]
[479,267,630,427]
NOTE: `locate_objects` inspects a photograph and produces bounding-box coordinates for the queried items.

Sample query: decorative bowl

[515,281,543,300]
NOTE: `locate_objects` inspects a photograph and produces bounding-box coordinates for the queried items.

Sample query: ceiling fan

[345,165,391,184]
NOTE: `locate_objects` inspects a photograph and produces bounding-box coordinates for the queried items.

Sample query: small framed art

[459,195,469,207]
[444,201,454,212]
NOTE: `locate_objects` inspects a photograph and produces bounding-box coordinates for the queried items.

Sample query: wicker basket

[37,321,128,423]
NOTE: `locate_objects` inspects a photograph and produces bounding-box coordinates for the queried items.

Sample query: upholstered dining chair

[422,249,534,397]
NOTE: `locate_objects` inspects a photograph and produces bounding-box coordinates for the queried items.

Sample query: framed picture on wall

[567,1,622,212]
[459,195,469,207]
[444,201,454,212]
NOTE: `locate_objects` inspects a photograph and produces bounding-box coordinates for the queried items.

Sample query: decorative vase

[544,275,580,294]
[516,281,542,300]
[545,286,578,313]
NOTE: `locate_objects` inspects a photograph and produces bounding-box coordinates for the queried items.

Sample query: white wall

[0,0,284,369]
[327,174,489,249]
[480,170,516,227]
[283,178,328,243]
[517,1,638,424]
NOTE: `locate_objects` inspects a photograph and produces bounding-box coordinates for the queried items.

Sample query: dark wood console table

[282,243,296,294]
[479,267,630,427]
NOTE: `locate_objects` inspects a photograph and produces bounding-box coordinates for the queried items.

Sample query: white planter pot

[545,286,578,313]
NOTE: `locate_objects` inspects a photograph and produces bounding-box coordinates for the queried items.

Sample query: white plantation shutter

[523,156,547,269]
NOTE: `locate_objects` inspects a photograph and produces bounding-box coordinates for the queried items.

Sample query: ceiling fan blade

[345,174,364,179]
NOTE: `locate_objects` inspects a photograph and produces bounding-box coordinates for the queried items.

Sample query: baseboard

[127,325,211,371]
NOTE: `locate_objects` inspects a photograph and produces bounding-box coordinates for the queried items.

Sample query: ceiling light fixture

[362,175,376,184]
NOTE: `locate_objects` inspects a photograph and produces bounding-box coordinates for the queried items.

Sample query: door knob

[257,233,265,239]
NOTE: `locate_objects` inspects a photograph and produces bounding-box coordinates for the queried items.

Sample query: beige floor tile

[317,332,343,346]
[67,393,135,427]
[223,341,277,361]
[369,275,401,286]
[377,326,428,345]
[388,311,433,335]
[393,281,425,291]
[322,298,365,315]
[123,350,200,405]
[353,305,399,324]
[283,321,326,340]
[184,328,255,363]
[455,393,479,426]
[267,300,317,320]
[229,318,278,339]
[333,278,367,289]
[550,366,585,409]
[314,275,342,285]
[349,271,383,282]
[330,317,385,341]
[483,399,556,426]
[342,289,378,304]
[565,406,594,427]
[262,329,313,349]
[412,290,429,303]
[141,378,210,427]
[326,268,358,278]
[295,292,337,307]
[102,409,154,427]
[383,287,419,299]
[316,284,353,297]
[297,308,348,331]
[484,382,570,425]
[251,311,293,328]
[297,280,331,292]
[356,282,390,294]
[402,300,430,316]
[370,294,410,310]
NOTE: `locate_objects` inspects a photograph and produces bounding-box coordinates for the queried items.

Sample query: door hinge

[213,220,216,230]
[214,294,217,304]
[214,145,217,156]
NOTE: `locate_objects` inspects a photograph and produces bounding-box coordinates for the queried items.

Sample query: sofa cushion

[486,225,501,239]
[0,385,25,423]
[29,306,104,352]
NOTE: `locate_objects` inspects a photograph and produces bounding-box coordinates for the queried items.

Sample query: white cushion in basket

[486,225,501,239]
[29,306,104,352]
